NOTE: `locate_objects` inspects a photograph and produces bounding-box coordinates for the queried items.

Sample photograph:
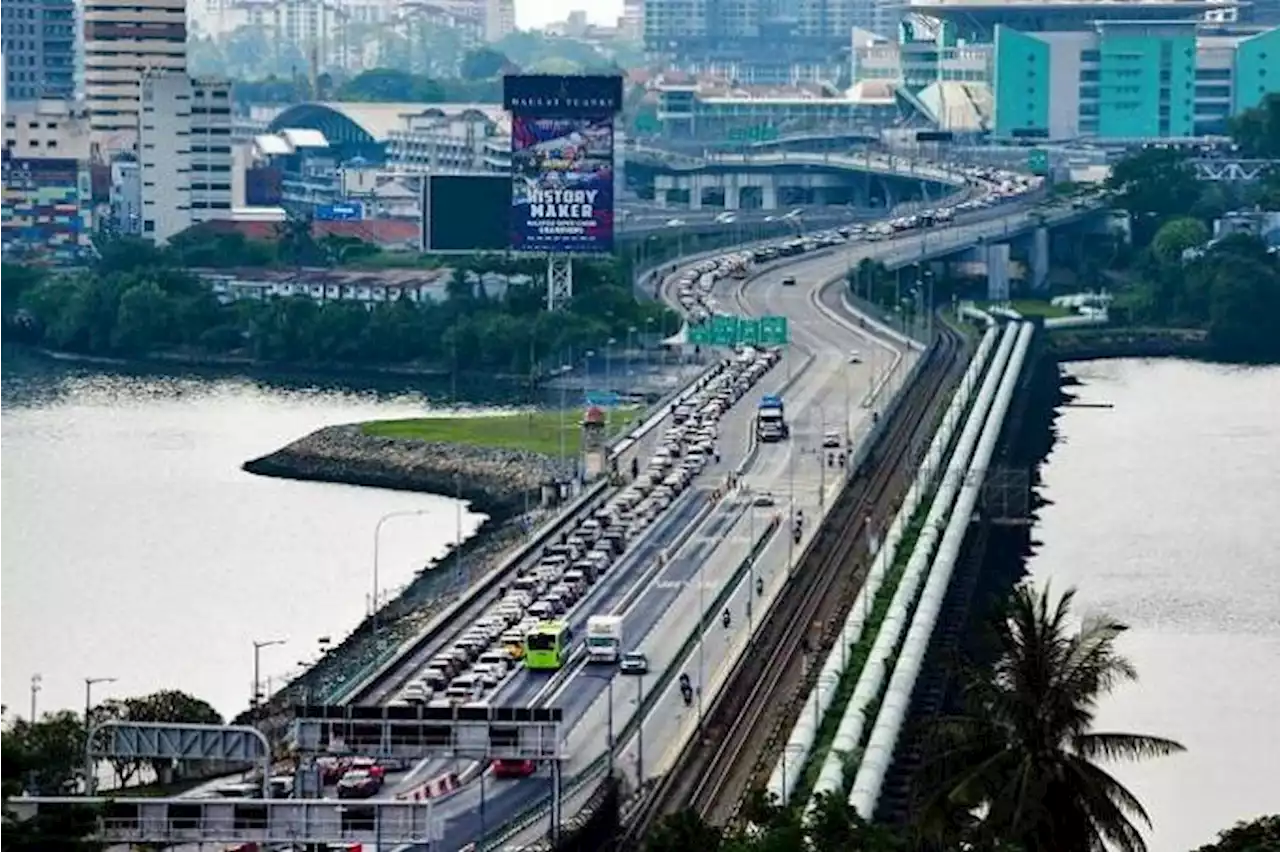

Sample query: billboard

[503,74,623,117]
[421,174,511,253]
[510,115,615,253]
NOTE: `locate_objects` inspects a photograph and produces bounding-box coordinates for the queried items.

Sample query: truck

[756,394,789,442]
[585,615,624,664]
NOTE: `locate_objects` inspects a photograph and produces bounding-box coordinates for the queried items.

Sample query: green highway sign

[760,315,789,345]
[687,314,790,347]
[1028,148,1050,176]
[688,322,713,346]
[711,314,739,346]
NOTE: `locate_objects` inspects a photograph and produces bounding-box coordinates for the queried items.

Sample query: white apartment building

[84,0,187,151]
[484,0,516,42]
[137,71,232,243]
[621,0,644,39]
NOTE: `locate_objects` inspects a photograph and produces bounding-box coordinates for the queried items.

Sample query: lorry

[756,394,789,442]
[585,615,624,664]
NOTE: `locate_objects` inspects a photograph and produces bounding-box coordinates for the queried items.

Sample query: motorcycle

[679,674,693,706]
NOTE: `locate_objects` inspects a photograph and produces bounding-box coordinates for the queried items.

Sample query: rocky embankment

[242,423,567,517]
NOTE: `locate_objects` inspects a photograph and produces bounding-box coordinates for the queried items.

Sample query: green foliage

[7,232,676,373]
[332,68,501,103]
[1227,93,1280,159]
[1151,217,1210,266]
[460,47,511,81]
[1100,97,1280,361]
[918,584,1184,852]
[1190,815,1280,852]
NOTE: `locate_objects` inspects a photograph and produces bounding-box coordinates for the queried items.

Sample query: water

[1030,358,1280,851]
[1,352,488,720]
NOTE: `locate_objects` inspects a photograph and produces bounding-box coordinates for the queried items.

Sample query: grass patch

[362,407,639,456]
[977,299,1075,319]
[792,511,929,805]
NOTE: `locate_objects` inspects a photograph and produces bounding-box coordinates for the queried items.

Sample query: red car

[491,759,536,779]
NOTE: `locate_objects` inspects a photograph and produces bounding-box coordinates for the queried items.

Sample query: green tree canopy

[1191,815,1280,852]
[460,46,511,80]
[1151,217,1211,265]
[1228,93,1280,159]
[919,584,1184,852]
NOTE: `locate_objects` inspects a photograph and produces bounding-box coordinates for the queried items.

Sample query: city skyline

[515,0,623,29]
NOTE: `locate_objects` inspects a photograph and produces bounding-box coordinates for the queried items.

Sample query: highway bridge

[625,148,970,211]
[12,184,1097,850]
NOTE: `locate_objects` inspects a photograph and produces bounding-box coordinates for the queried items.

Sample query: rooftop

[184,218,421,249]
[906,0,1226,25]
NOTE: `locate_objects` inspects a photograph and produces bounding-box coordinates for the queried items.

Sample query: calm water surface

[1,354,487,719]
[1031,359,1280,851]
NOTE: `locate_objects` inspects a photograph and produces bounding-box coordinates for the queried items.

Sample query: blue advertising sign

[510,114,615,254]
[585,390,620,408]
[315,202,363,221]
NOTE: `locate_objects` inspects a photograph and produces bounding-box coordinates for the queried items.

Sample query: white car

[822,431,842,449]
[848,350,862,364]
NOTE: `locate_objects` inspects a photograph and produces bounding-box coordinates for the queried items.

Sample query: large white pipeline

[765,319,1002,805]
[849,321,1036,818]
[805,322,1021,806]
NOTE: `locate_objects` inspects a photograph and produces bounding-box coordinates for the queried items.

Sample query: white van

[445,675,484,703]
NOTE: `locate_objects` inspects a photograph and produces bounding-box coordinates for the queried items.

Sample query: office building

[135,72,233,243]
[644,0,861,69]
[2,99,93,261]
[83,0,187,149]
[3,0,77,101]
[992,23,1280,139]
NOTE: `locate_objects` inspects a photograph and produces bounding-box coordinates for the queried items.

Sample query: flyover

[625,147,969,211]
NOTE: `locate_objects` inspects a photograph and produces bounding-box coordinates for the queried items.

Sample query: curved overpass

[628,147,969,190]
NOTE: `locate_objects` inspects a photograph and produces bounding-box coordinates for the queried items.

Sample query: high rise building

[2,99,93,261]
[136,72,233,243]
[84,0,187,150]
[3,0,77,102]
[644,0,858,70]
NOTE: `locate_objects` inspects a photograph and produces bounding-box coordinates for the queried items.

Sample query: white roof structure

[252,133,292,156]
[279,128,329,149]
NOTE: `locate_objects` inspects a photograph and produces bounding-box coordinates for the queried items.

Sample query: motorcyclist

[722,608,732,628]
[756,577,764,596]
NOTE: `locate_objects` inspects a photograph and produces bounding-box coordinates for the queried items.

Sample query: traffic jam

[365,254,780,773]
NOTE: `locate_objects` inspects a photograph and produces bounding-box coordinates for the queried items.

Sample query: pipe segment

[848,322,1036,819]
[764,321,1003,805]
[804,322,1021,807]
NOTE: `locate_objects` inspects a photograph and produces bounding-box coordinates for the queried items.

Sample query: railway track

[621,319,968,841]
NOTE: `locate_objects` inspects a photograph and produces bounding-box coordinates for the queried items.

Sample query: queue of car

[385,260,780,714]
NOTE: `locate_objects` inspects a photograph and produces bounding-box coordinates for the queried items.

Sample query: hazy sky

[515,0,625,30]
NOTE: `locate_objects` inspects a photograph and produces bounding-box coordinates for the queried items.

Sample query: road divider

[396,771,460,802]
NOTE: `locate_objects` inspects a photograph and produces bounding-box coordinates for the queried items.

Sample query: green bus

[524,620,572,670]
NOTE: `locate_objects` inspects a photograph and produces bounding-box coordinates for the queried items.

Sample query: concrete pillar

[654,174,673,209]
[761,176,778,211]
[689,174,704,211]
[1030,226,1050,292]
[725,181,741,210]
[986,243,1011,302]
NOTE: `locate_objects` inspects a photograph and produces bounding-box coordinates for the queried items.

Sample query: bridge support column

[761,177,778,211]
[1030,226,1050,292]
[986,243,1011,302]
[654,174,674,209]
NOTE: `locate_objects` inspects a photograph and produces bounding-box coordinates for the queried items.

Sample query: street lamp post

[84,677,116,725]
[252,639,286,710]
[29,674,41,722]
[454,473,464,587]
[373,509,431,637]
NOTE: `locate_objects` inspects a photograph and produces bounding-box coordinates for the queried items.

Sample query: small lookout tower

[581,405,608,480]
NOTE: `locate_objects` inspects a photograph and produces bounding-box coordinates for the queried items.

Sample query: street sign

[686,314,789,347]
[760,315,790,345]
[585,390,620,407]
[711,314,739,346]
[315,202,364,221]
[1027,149,1049,176]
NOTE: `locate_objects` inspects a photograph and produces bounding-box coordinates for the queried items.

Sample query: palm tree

[919,583,1184,852]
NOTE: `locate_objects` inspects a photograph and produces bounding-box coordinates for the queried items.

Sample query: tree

[113,280,174,353]
[919,584,1185,852]
[1190,815,1280,852]
[644,809,725,852]
[1,712,85,797]
[1151,217,1210,266]
[1228,93,1280,159]
[460,46,510,80]
[1106,148,1202,245]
